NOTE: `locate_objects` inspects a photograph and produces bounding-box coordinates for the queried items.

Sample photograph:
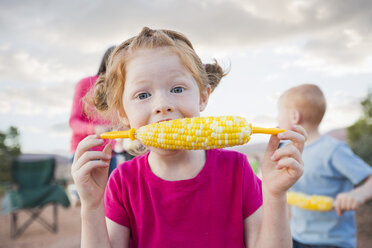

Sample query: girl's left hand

[261,125,307,198]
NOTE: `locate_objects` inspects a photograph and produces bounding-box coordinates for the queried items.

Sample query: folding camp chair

[2,155,70,238]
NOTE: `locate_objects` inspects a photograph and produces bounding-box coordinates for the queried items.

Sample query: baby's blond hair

[281,84,326,127]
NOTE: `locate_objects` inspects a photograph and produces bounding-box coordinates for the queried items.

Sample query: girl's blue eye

[137,92,150,100]
[171,87,184,93]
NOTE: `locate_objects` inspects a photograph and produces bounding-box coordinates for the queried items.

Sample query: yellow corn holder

[101,116,285,150]
[287,192,333,211]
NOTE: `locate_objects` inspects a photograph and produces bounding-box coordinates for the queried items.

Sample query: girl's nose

[153,96,174,114]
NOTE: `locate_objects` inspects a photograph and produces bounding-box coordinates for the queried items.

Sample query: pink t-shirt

[105,149,262,247]
[69,75,113,152]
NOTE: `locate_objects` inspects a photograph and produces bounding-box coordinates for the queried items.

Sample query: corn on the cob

[287,192,333,211]
[101,116,285,150]
[136,116,251,150]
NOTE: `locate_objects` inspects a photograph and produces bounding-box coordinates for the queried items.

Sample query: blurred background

[0,0,371,247]
[1,0,371,155]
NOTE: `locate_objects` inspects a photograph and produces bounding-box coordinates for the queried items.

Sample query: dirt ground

[0,201,371,248]
[0,205,81,248]
[355,200,372,248]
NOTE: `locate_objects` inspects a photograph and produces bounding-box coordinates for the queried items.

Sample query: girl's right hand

[71,135,112,210]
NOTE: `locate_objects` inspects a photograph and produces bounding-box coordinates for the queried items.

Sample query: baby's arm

[244,126,306,247]
[333,174,372,216]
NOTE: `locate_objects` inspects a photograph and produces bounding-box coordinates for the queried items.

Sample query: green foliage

[249,159,259,175]
[347,92,372,166]
[0,126,21,183]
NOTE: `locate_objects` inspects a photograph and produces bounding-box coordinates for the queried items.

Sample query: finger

[271,143,302,162]
[74,135,104,162]
[102,143,112,162]
[264,135,281,160]
[73,151,111,172]
[290,125,308,141]
[346,197,357,210]
[343,197,350,210]
[340,196,349,211]
[276,157,303,175]
[336,207,343,216]
[75,160,110,179]
[277,126,307,152]
[337,195,352,212]
[333,200,343,216]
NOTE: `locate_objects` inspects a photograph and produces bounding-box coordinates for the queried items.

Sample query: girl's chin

[149,147,187,156]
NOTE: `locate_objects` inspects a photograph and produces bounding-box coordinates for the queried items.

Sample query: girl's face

[122,47,210,130]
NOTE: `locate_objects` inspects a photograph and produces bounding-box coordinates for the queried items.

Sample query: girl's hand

[261,125,307,198]
[71,135,112,210]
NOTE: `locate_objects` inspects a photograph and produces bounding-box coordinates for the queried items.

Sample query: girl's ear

[290,109,302,125]
[199,86,211,112]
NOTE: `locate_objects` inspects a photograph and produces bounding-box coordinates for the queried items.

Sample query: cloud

[252,114,277,126]
[0,0,371,154]
[0,99,11,113]
[0,83,73,116]
[2,0,372,52]
[0,0,371,85]
[50,122,70,133]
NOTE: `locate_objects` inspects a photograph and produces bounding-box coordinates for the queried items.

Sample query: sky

[0,0,371,156]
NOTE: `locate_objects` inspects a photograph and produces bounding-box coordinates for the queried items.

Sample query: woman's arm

[69,80,95,135]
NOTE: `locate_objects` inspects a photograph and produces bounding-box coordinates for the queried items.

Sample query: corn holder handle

[101,116,285,150]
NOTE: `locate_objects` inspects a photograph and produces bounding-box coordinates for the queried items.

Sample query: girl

[71,27,306,248]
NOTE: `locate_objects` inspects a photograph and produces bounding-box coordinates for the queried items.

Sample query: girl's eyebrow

[129,79,151,88]
[132,70,189,84]
[166,69,190,79]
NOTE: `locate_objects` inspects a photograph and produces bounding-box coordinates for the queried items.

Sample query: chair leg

[10,204,59,239]
[53,202,58,232]
[33,205,58,233]
[11,212,17,239]
[11,209,41,239]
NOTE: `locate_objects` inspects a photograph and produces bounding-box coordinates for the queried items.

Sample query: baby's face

[277,96,292,130]
[122,47,208,130]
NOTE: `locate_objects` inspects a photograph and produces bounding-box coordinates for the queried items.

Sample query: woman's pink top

[69,75,112,152]
[105,149,262,247]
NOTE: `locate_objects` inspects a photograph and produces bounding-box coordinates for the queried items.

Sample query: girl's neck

[148,150,206,181]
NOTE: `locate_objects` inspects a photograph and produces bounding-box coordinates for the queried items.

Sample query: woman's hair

[97,46,116,75]
[92,27,227,128]
[83,45,116,121]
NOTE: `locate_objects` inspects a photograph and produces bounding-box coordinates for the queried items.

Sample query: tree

[0,126,21,183]
[347,91,372,166]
